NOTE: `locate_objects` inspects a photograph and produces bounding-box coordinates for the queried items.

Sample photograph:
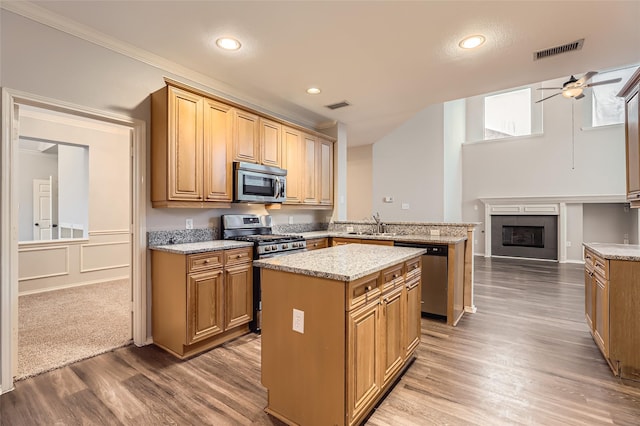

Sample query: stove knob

[265,246,271,251]
[272,245,277,251]
[282,244,288,249]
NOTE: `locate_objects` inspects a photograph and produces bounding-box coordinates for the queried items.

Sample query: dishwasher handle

[394,242,448,257]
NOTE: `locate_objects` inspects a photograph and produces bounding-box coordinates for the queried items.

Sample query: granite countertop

[290,231,466,244]
[583,242,640,262]
[254,244,426,281]
[149,240,254,255]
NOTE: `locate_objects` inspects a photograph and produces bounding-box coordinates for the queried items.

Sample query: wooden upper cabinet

[152,86,204,202]
[233,110,260,164]
[303,133,318,204]
[620,68,640,207]
[203,98,233,202]
[282,126,303,203]
[260,118,282,167]
[319,138,334,205]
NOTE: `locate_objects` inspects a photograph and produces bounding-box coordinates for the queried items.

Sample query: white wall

[58,145,89,235]
[565,203,584,261]
[443,100,465,222]
[17,149,58,241]
[372,104,445,221]
[347,145,373,220]
[583,203,638,245]
[462,78,627,255]
[0,10,332,236]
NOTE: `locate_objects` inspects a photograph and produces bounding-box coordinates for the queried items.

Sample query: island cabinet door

[405,276,421,358]
[347,299,381,426]
[380,285,405,387]
[186,269,224,344]
[224,263,253,329]
[585,268,595,331]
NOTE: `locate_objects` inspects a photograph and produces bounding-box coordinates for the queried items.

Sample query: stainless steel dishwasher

[395,242,448,316]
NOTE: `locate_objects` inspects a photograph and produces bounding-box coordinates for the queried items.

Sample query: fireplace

[491,215,557,260]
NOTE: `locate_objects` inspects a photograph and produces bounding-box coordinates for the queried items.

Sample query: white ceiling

[9,1,640,146]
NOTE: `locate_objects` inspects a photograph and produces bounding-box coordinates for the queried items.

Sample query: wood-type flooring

[2,257,639,425]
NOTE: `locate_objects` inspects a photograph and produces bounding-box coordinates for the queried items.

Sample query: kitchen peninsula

[254,244,425,426]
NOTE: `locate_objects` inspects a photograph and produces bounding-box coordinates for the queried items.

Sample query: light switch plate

[346,226,354,233]
[185,218,193,230]
[293,309,304,334]
[430,229,440,236]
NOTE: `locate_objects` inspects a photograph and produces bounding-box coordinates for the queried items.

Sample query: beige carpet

[17,279,132,380]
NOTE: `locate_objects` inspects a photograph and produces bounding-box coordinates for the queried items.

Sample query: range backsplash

[147,227,219,246]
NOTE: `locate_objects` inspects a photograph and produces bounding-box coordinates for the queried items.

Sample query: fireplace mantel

[480,195,626,262]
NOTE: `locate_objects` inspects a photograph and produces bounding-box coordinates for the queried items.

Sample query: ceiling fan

[535,71,622,103]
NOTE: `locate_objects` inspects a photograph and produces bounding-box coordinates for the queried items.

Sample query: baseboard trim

[18,275,129,296]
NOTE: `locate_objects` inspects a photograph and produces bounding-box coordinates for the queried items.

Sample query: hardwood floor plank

[3,256,640,425]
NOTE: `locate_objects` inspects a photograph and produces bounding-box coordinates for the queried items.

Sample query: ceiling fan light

[563,87,583,98]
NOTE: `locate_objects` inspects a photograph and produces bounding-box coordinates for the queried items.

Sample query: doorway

[1,89,147,393]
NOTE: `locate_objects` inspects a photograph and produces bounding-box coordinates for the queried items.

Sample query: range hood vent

[325,101,351,110]
[533,39,584,61]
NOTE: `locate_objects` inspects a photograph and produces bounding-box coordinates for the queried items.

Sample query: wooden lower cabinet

[261,255,421,426]
[305,237,329,251]
[151,247,253,359]
[584,246,640,381]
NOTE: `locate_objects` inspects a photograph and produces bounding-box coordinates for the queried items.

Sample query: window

[484,88,531,140]
[591,66,637,127]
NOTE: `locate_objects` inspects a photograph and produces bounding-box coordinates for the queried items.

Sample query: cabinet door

[224,263,253,329]
[282,126,303,203]
[380,286,404,386]
[302,134,318,204]
[187,269,224,344]
[168,86,203,201]
[306,237,328,251]
[318,138,334,205]
[347,300,381,425]
[626,90,640,201]
[203,99,233,202]
[233,110,260,163]
[260,118,282,167]
[594,275,610,358]
[584,269,594,331]
[332,237,359,246]
[405,277,421,358]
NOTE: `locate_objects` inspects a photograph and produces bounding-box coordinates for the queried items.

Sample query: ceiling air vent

[533,38,584,61]
[325,101,350,110]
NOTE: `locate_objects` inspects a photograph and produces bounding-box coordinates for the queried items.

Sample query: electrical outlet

[288,216,294,225]
[430,229,440,237]
[566,241,572,247]
[401,203,410,210]
[346,226,354,233]
[185,218,193,229]
[384,196,394,203]
[293,309,304,334]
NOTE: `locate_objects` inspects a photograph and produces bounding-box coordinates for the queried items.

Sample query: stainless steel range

[222,214,306,332]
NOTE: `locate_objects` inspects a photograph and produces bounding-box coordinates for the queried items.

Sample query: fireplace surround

[491,215,558,260]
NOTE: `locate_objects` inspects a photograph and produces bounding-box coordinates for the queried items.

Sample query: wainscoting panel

[18,246,69,281]
[80,241,131,273]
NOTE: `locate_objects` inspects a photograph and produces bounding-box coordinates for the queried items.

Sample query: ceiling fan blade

[535,92,561,103]
[537,87,564,90]
[574,93,585,100]
[584,78,623,88]
[576,71,598,86]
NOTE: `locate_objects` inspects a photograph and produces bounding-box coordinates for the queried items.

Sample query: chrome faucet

[372,212,383,234]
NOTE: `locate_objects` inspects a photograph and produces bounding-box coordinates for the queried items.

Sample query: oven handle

[258,248,307,259]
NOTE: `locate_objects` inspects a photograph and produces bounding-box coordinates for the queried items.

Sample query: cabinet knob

[393,274,398,278]
[237,254,242,259]
[204,259,210,263]
[366,285,372,291]
[314,243,318,247]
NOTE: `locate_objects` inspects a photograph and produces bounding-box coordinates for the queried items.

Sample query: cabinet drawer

[224,247,253,266]
[306,237,329,251]
[405,257,421,281]
[188,252,224,273]
[584,250,595,272]
[381,265,403,292]
[592,255,609,280]
[347,273,381,311]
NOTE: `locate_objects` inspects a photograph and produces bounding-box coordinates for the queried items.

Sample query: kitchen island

[254,244,425,426]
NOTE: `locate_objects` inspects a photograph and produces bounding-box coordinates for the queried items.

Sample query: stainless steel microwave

[233,162,287,203]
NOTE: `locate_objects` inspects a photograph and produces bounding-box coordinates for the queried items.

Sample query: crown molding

[0,1,322,130]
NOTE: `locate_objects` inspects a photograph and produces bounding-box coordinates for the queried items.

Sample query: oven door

[234,164,286,203]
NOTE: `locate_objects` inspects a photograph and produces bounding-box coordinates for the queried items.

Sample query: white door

[32,177,52,240]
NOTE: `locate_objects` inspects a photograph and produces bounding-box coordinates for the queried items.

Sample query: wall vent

[533,39,584,61]
[325,101,350,110]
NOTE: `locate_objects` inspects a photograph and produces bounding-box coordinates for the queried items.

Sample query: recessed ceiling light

[459,35,486,49]
[306,87,321,95]
[216,37,241,51]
